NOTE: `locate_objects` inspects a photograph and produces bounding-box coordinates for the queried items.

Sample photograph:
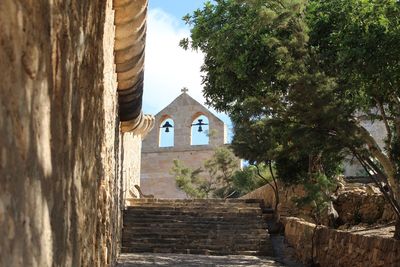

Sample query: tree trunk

[395,217,400,240]
[357,125,400,200]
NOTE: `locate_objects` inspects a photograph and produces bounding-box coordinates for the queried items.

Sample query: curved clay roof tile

[114,0,154,134]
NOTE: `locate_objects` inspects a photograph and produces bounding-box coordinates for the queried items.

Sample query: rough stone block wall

[241,182,396,225]
[241,182,308,218]
[0,0,122,266]
[121,133,142,202]
[284,217,400,267]
[141,147,220,198]
[141,93,233,199]
[143,93,227,151]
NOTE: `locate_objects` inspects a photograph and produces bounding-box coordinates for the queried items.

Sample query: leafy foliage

[231,164,271,196]
[171,147,267,198]
[182,0,345,183]
[171,159,211,198]
[182,0,400,237]
[293,173,337,224]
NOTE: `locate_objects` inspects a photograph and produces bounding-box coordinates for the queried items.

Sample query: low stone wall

[241,182,311,220]
[283,217,400,267]
[241,182,395,225]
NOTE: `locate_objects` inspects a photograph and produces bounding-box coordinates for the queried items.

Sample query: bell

[192,119,208,132]
[161,121,173,133]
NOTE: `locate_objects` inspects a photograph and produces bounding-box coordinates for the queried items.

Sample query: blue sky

[148,0,208,25]
[142,0,232,139]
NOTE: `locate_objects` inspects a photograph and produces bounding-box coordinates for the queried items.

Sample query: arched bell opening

[159,116,174,147]
[191,114,209,146]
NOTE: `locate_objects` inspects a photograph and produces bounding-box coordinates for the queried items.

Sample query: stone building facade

[0,0,152,266]
[141,92,229,198]
[344,118,387,177]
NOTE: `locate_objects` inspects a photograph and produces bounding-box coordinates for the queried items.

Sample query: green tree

[171,146,266,198]
[204,146,239,197]
[294,173,337,265]
[182,0,400,238]
[231,164,269,196]
[307,0,400,239]
[171,159,212,198]
[182,0,344,220]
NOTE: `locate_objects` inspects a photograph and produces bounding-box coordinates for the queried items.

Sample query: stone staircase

[122,198,274,256]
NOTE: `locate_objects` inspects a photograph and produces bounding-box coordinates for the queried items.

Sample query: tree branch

[268,161,280,212]
[353,151,400,217]
[355,123,400,200]
[254,163,279,212]
[375,97,392,153]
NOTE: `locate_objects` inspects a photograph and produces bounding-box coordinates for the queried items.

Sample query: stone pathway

[117,253,288,267]
[269,235,304,267]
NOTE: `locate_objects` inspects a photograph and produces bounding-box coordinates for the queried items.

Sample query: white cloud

[143,8,233,140]
[143,8,205,114]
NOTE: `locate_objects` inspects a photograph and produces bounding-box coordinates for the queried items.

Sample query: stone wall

[143,93,227,152]
[141,92,231,198]
[335,186,396,225]
[241,182,309,219]
[283,217,400,267]
[0,1,125,266]
[141,147,221,198]
[121,133,142,203]
[241,182,395,225]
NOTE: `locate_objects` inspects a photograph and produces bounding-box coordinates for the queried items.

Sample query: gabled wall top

[142,92,227,152]
[156,92,224,124]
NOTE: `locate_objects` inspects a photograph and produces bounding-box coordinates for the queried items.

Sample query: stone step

[123,222,267,231]
[125,215,262,222]
[122,235,268,243]
[121,247,265,256]
[127,200,262,205]
[123,221,268,229]
[125,206,263,212]
[122,233,268,242]
[124,216,263,221]
[262,207,274,214]
[122,236,269,244]
[123,221,267,229]
[124,205,263,213]
[122,198,272,256]
[128,198,264,204]
[124,214,265,222]
[124,209,266,215]
[123,219,269,227]
[122,227,268,235]
[122,229,268,238]
[121,240,266,252]
[124,209,262,217]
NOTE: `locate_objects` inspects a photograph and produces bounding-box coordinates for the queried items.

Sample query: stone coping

[142,144,230,153]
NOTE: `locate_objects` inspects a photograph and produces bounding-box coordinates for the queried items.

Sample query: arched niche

[191,113,209,145]
[159,115,174,147]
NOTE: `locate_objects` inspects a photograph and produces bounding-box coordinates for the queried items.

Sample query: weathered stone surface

[122,199,273,256]
[242,182,396,226]
[117,253,286,267]
[141,93,237,199]
[141,148,231,198]
[283,217,400,267]
[0,0,145,266]
[241,182,311,220]
[121,132,143,203]
[335,186,395,225]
